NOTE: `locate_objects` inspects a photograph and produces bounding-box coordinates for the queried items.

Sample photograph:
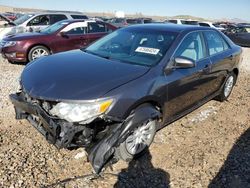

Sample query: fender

[87,104,161,174]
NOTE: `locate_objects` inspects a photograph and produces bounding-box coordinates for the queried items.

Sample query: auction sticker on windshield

[135,47,160,55]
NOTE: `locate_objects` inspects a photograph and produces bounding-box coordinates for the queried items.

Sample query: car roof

[26,12,85,16]
[122,23,215,33]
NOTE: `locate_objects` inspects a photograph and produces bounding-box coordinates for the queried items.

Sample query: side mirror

[60,32,69,38]
[174,57,195,69]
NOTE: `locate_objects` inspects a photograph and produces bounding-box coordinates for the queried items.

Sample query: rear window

[71,15,88,19]
[168,20,178,24]
[50,14,67,24]
[181,20,199,25]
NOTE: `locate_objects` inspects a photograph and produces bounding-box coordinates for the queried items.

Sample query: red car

[0,19,117,63]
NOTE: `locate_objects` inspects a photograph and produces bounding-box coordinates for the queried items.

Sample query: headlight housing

[50,99,113,123]
[3,41,17,47]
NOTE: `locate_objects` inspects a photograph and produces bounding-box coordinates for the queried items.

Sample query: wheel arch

[231,67,239,84]
[233,68,239,77]
[122,96,163,120]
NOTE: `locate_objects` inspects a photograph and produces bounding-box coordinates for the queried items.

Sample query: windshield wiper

[82,49,110,60]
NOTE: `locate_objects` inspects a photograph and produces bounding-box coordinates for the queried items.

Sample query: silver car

[0,11,88,39]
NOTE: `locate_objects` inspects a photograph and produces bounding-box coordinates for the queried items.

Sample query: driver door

[163,31,213,123]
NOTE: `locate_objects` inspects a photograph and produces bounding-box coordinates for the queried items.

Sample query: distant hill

[168,15,209,21]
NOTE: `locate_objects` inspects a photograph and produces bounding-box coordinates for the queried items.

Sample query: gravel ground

[0,48,250,188]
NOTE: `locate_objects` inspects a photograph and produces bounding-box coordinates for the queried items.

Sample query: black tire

[28,45,50,62]
[216,72,236,102]
[116,119,157,162]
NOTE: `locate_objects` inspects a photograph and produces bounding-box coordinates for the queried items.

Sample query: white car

[199,22,225,31]
[0,11,88,40]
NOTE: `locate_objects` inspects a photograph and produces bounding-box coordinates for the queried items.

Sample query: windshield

[13,14,34,25]
[85,29,177,67]
[40,20,68,34]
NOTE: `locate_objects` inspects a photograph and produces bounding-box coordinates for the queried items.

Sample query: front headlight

[4,41,17,47]
[50,99,113,123]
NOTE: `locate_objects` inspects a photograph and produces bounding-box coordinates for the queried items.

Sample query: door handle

[198,64,211,74]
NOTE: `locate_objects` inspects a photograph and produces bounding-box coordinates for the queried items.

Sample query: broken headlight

[50,99,113,123]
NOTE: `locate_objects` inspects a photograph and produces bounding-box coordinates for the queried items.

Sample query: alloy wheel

[125,121,155,155]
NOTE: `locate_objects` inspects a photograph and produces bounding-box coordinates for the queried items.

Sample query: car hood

[21,50,150,101]
[4,31,47,41]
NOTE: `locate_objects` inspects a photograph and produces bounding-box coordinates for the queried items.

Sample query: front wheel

[216,73,236,102]
[28,45,50,62]
[116,120,157,162]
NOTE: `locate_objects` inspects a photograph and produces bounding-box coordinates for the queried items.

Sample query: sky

[0,0,250,21]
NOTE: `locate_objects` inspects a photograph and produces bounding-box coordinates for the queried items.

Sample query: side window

[50,14,67,24]
[174,32,205,62]
[88,22,106,33]
[204,31,229,56]
[71,15,88,19]
[28,15,50,26]
[66,27,85,35]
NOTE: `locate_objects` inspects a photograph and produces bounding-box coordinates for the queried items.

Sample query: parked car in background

[165,19,199,25]
[238,23,250,27]
[126,18,153,25]
[108,18,128,28]
[0,14,13,26]
[199,21,225,31]
[3,12,17,21]
[0,11,88,39]
[10,24,241,174]
[224,26,250,47]
[0,19,116,63]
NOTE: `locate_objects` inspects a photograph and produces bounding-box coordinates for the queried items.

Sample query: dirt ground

[0,48,249,188]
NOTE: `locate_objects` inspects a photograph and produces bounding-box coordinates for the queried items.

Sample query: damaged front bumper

[9,93,95,149]
[9,92,161,174]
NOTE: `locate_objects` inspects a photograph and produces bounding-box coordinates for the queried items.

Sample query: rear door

[164,31,213,121]
[52,22,88,53]
[203,30,233,94]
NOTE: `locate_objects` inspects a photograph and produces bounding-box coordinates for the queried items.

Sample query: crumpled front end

[9,91,119,149]
[9,91,161,174]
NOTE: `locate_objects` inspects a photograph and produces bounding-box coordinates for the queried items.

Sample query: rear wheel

[216,72,236,102]
[116,119,157,162]
[28,45,50,62]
